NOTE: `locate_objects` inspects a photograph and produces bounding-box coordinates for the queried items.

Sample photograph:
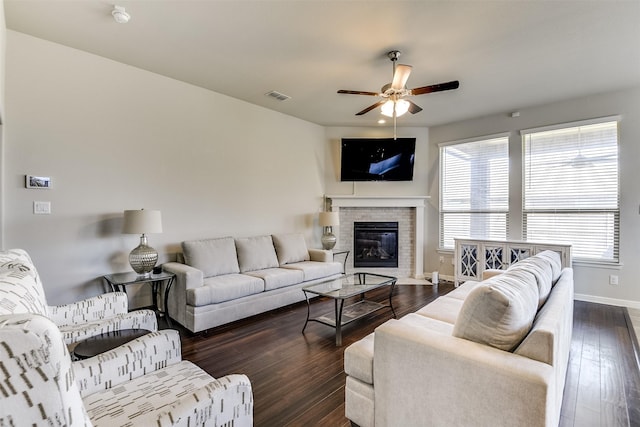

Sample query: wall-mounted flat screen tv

[340,137,416,181]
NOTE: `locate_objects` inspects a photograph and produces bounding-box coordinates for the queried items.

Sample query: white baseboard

[574,293,640,309]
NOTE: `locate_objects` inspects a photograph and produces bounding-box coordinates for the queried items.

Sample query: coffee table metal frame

[302,272,397,346]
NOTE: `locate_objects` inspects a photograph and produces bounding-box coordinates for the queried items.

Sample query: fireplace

[354,222,399,268]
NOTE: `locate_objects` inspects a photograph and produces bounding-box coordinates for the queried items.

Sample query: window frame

[438,132,511,251]
[520,116,621,264]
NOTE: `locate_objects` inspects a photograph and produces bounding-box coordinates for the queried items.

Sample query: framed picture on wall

[25,175,52,189]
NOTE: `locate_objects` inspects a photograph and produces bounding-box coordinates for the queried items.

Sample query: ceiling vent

[265,90,291,102]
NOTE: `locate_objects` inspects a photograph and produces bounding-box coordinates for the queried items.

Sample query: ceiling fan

[338,50,460,118]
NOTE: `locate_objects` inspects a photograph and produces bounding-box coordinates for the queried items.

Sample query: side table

[72,329,150,360]
[103,271,176,327]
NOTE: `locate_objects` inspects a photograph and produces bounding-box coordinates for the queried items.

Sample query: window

[522,119,619,262]
[439,135,509,249]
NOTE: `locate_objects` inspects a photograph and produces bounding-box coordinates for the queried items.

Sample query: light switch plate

[34,201,51,214]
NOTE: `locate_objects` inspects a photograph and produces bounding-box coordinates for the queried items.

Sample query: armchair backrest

[0,313,92,426]
[0,249,48,316]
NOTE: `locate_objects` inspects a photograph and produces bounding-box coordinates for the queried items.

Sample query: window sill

[572,259,623,270]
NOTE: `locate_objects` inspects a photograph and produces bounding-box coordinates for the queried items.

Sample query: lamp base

[129,235,158,276]
[321,232,337,250]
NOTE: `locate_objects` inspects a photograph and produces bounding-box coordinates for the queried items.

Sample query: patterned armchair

[0,248,157,345]
[0,313,253,426]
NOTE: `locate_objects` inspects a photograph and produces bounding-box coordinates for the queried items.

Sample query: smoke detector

[112,5,131,24]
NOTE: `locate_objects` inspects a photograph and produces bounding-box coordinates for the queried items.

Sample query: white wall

[4,31,327,306]
[427,87,640,307]
[5,29,639,308]
[0,1,7,248]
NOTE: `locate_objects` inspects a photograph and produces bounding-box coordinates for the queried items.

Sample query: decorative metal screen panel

[510,247,531,264]
[484,246,504,270]
[459,244,478,279]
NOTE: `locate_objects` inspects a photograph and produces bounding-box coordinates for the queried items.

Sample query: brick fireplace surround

[327,196,428,279]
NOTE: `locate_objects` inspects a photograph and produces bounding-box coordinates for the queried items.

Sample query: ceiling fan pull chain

[393,112,397,140]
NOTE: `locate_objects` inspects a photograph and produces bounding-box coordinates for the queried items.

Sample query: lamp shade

[122,209,163,234]
[319,211,339,227]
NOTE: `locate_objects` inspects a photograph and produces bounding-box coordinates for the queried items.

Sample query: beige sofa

[163,233,343,333]
[344,250,573,427]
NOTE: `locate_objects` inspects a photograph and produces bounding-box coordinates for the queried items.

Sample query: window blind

[522,120,619,262]
[440,135,509,249]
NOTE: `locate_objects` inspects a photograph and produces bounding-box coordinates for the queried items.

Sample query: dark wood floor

[166,283,640,427]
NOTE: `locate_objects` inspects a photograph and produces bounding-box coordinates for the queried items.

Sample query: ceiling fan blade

[410,80,460,95]
[356,101,386,116]
[407,100,423,114]
[391,64,412,90]
[338,89,380,96]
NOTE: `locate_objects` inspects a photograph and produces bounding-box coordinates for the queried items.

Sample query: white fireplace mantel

[327,195,429,208]
[326,195,430,279]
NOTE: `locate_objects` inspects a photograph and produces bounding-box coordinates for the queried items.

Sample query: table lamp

[122,209,162,276]
[319,211,339,250]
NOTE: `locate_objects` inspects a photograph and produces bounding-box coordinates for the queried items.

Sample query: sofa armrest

[162,262,204,327]
[163,262,203,289]
[373,319,555,427]
[73,330,182,397]
[308,249,332,262]
[154,374,253,427]
[47,292,129,326]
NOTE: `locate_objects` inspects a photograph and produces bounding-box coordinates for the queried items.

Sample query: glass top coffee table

[302,272,397,346]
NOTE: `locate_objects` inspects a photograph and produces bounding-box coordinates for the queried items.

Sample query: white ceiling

[4,0,640,127]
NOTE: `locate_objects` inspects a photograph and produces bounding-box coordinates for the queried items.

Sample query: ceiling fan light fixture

[380,100,395,117]
[380,99,410,117]
[395,99,410,116]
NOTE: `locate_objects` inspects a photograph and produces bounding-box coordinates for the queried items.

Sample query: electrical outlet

[439,256,444,264]
[33,201,51,214]
[609,275,619,286]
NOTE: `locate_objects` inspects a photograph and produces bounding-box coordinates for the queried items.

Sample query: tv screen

[340,138,416,181]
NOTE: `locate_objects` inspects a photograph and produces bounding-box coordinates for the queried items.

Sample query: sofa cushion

[235,235,279,273]
[272,233,310,265]
[82,360,215,427]
[282,261,342,281]
[414,296,465,325]
[187,274,264,306]
[344,332,375,385]
[452,270,539,351]
[182,237,240,278]
[444,280,483,301]
[245,267,304,291]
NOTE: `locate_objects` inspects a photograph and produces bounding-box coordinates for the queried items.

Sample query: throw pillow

[535,250,563,283]
[182,237,240,277]
[508,256,553,309]
[452,271,539,352]
[272,233,310,265]
[235,235,280,272]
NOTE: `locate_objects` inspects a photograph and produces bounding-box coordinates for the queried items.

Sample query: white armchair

[0,249,157,345]
[0,313,253,426]
[47,291,157,345]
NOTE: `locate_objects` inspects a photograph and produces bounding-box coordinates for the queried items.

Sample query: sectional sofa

[344,250,573,427]
[163,233,344,333]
